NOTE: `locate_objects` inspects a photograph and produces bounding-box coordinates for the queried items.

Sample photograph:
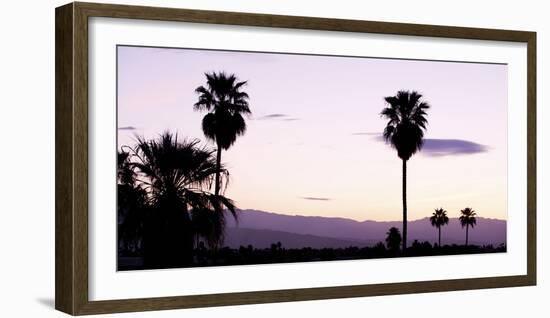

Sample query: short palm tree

[381,90,430,252]
[459,207,477,246]
[429,208,449,247]
[131,132,237,267]
[191,207,228,249]
[117,150,135,186]
[194,72,251,196]
[117,150,148,254]
[385,227,402,255]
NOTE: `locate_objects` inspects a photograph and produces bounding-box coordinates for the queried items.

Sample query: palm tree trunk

[465,225,469,246]
[214,146,222,195]
[402,159,407,253]
[438,226,441,247]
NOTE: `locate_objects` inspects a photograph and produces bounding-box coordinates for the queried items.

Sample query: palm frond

[194,72,252,152]
[459,207,477,228]
[126,131,240,254]
[381,90,430,160]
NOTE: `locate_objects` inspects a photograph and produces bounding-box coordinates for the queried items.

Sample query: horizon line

[233,208,507,223]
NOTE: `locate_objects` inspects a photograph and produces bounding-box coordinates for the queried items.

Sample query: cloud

[256,114,300,121]
[118,126,137,130]
[421,139,489,157]
[258,114,287,119]
[301,196,331,201]
[351,132,380,136]
[362,133,489,156]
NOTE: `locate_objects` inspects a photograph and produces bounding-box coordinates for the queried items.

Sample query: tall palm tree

[459,207,477,246]
[130,132,237,268]
[385,227,402,255]
[381,90,430,252]
[429,208,449,247]
[194,72,251,196]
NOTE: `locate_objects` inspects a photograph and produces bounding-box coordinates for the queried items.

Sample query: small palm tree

[117,150,148,255]
[429,208,449,247]
[117,150,136,186]
[194,72,251,195]
[459,207,477,246]
[131,132,237,267]
[381,90,430,252]
[385,227,402,255]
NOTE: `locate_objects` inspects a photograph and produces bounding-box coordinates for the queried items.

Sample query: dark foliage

[117,132,238,269]
[385,227,402,255]
[117,150,147,254]
[118,241,506,270]
[381,91,430,161]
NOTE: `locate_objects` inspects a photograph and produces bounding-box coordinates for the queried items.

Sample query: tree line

[385,207,478,254]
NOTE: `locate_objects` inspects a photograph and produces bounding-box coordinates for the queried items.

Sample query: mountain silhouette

[223,227,375,249]
[224,209,506,248]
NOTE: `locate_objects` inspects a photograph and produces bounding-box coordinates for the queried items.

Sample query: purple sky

[117,46,507,222]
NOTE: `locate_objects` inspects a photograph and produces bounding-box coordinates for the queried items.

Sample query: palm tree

[130,132,237,267]
[191,207,228,249]
[194,72,251,196]
[117,150,135,186]
[459,207,477,246]
[429,208,449,247]
[385,227,402,255]
[381,90,430,252]
[117,150,148,255]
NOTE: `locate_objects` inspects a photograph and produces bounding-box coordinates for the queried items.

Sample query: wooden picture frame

[55,2,536,315]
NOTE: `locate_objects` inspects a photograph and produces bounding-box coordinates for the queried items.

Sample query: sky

[117,45,508,222]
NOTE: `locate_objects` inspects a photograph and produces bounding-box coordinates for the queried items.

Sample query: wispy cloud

[256,113,300,121]
[259,113,287,119]
[421,139,489,156]
[118,126,137,131]
[301,196,331,201]
[360,133,489,156]
[351,132,380,136]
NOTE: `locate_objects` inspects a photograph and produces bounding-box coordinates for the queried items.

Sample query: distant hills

[223,209,506,249]
[224,227,371,249]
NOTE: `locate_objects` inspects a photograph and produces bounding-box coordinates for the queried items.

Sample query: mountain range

[223,209,506,249]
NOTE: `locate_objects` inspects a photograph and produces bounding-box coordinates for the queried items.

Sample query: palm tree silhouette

[381,90,430,252]
[191,207,230,249]
[459,207,477,246]
[131,132,237,267]
[385,227,402,255]
[194,72,251,196]
[429,208,449,247]
[117,150,148,255]
[117,150,135,186]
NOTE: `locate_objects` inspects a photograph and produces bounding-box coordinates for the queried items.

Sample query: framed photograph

[55,2,536,315]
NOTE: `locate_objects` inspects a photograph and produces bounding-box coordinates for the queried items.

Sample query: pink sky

[117,45,507,222]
